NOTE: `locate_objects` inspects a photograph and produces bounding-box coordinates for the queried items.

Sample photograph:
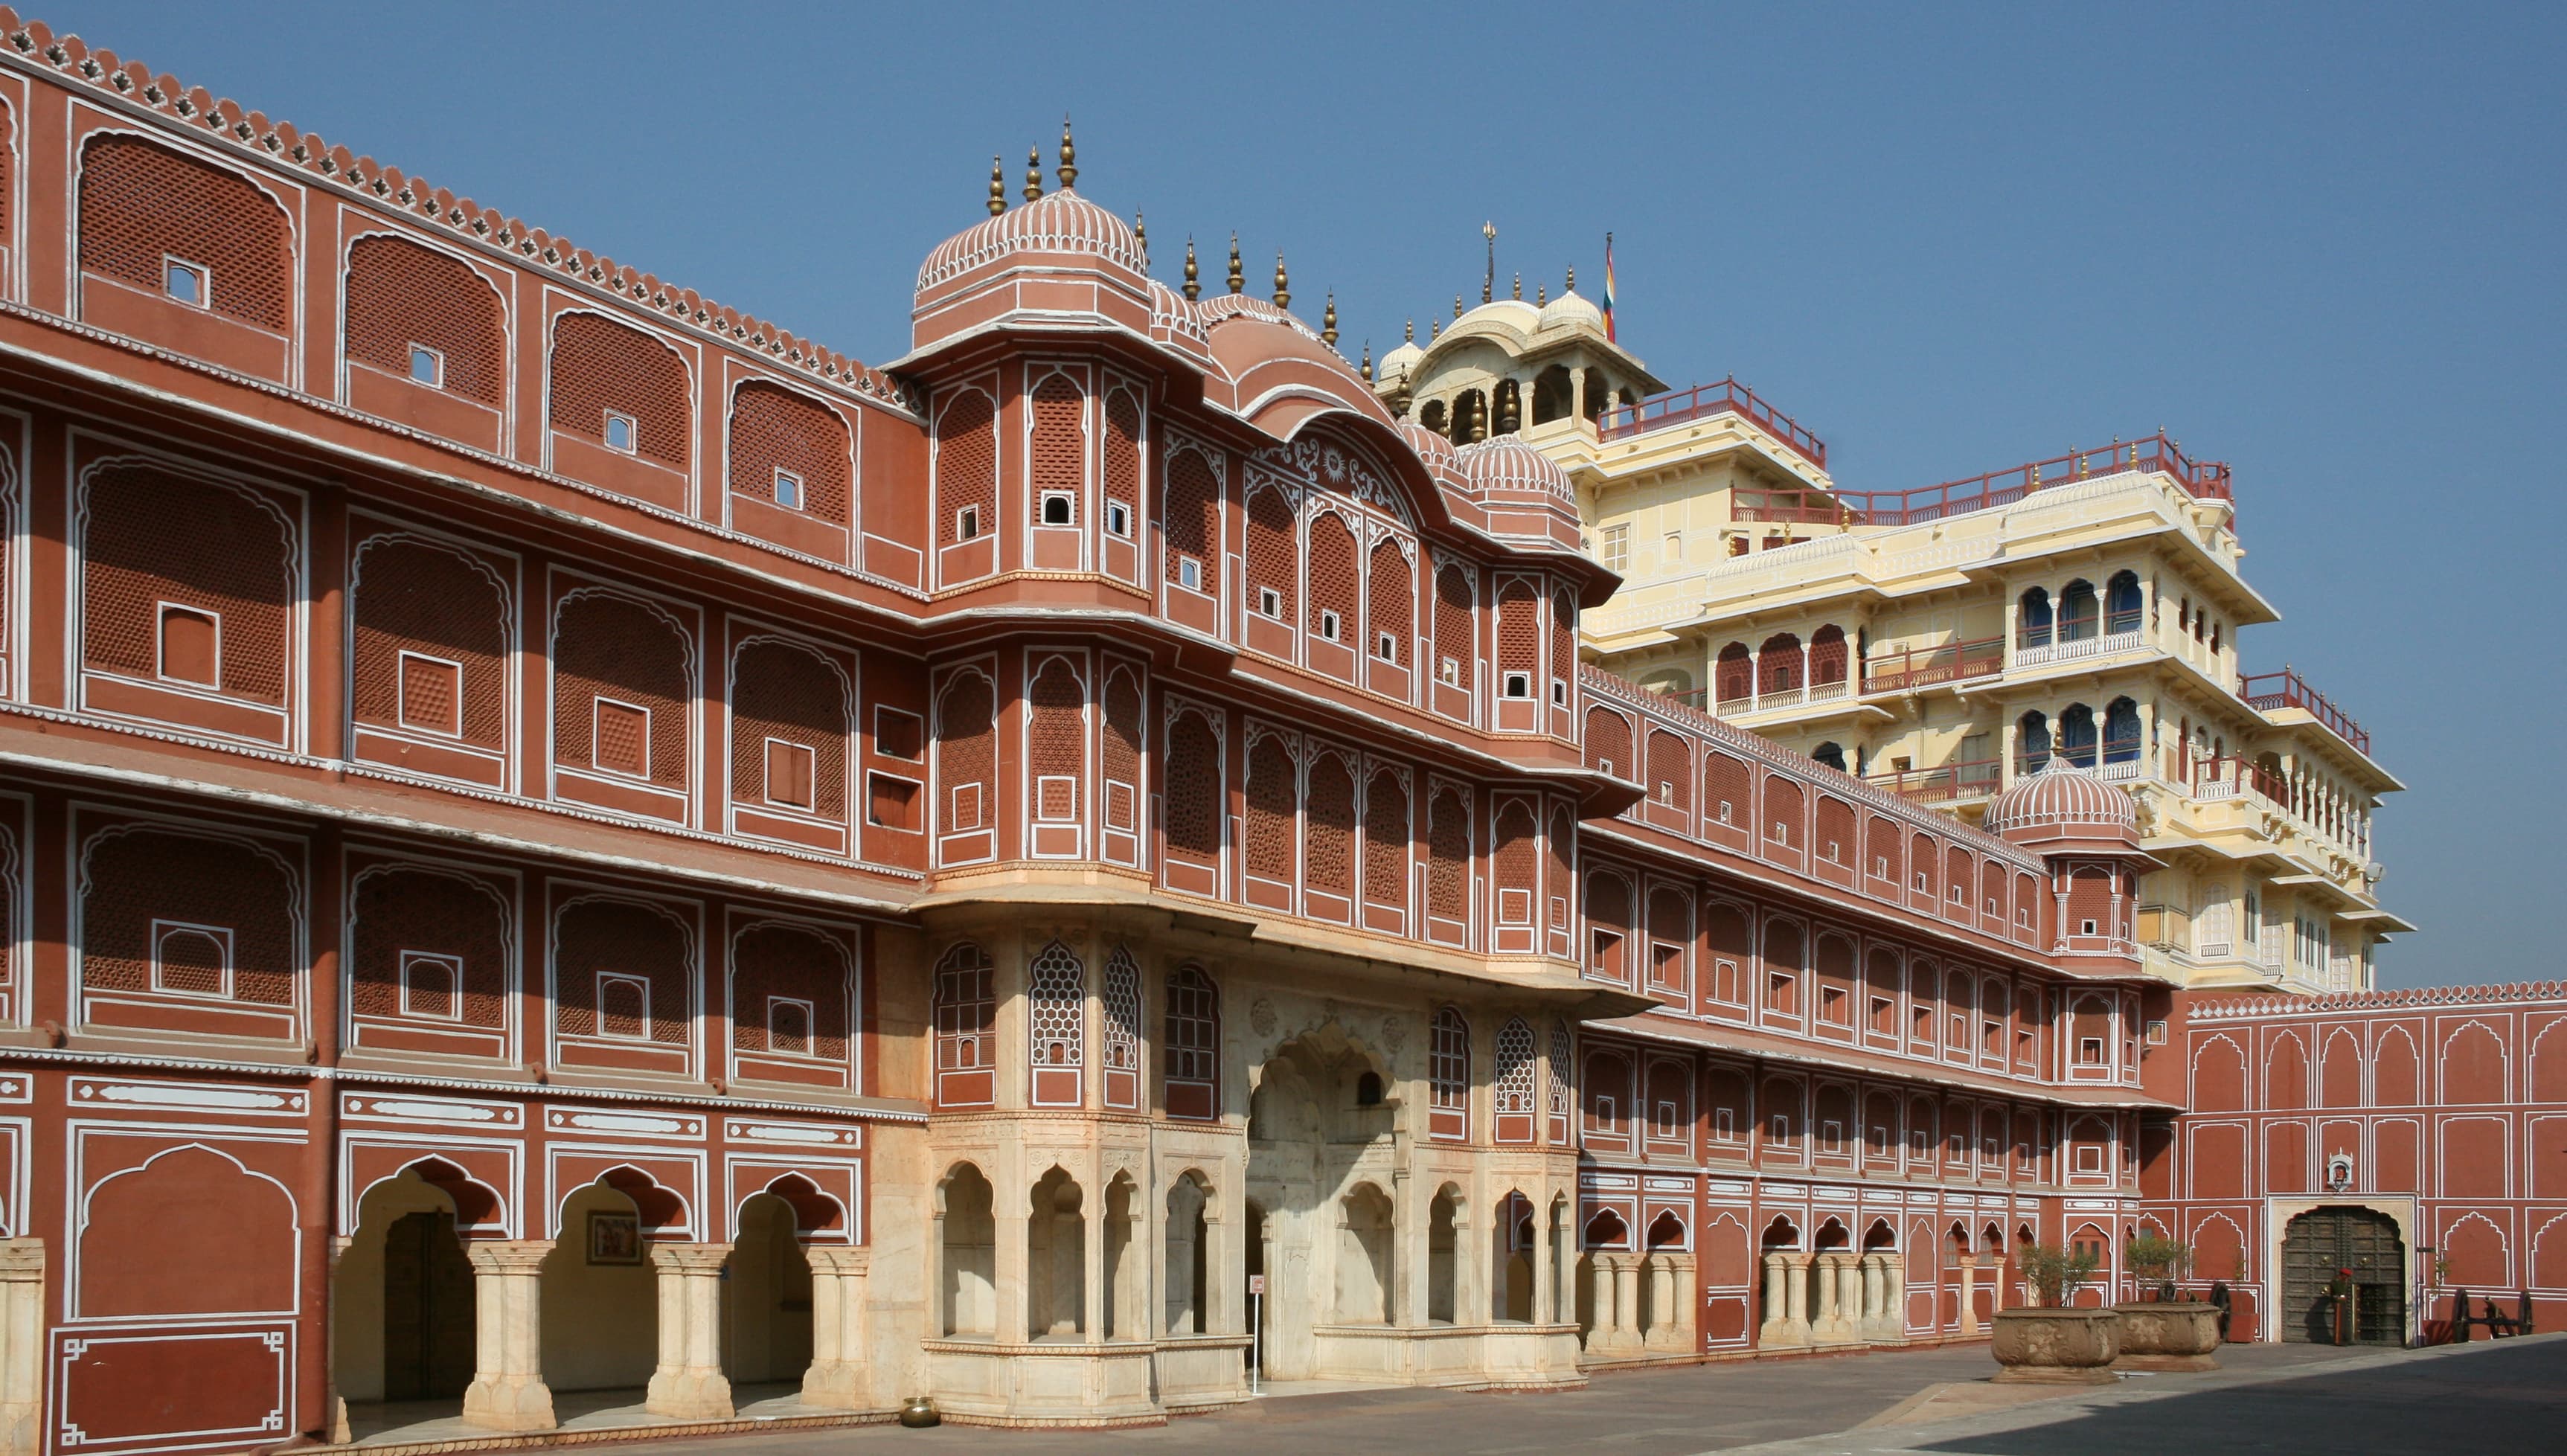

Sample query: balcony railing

[2016,745,2142,777]
[1866,757,2002,804]
[1599,376,1828,467]
[2240,667,2371,756]
[2014,627,2144,668]
[1863,636,2004,694]
[1718,676,1855,714]
[2188,754,2290,804]
[1708,432,2233,534]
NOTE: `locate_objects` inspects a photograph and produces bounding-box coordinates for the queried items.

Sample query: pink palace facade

[0,10,2535,1452]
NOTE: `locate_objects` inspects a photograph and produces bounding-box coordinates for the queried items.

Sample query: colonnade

[1755,1251,1906,1348]
[1579,1251,1696,1356]
[458,1238,871,1432]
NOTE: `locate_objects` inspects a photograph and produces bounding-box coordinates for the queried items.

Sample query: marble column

[1784,1253,1815,1344]
[1642,1255,1678,1350]
[1885,1260,1909,1341]
[1813,1253,1856,1344]
[0,1241,41,1456]
[1613,1254,1642,1347]
[461,1241,555,1432]
[1757,1252,1794,1347]
[645,1243,734,1420]
[801,1245,871,1410]
[1589,1256,1621,1350]
[1957,1254,1980,1337]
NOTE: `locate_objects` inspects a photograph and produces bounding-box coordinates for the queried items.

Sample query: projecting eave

[1595,1013,2181,1111]
[2339,907,2417,934]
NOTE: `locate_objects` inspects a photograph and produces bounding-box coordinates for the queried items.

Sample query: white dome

[1379,339,1426,380]
[1450,299,1541,335]
[1537,288,1604,333]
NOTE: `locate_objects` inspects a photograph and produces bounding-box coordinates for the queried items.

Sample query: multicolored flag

[1603,233,1618,342]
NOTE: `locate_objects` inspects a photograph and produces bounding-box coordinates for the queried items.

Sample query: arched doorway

[723,1192,814,1388]
[2281,1206,2406,1344]
[339,1167,477,1407]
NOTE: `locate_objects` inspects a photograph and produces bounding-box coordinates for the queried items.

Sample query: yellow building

[1374,277,2404,994]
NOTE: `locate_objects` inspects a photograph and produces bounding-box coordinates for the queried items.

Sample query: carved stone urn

[2112,1301,2222,1372]
[1990,1306,2121,1385]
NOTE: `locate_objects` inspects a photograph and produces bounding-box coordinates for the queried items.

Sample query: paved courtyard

[526,1335,2566,1456]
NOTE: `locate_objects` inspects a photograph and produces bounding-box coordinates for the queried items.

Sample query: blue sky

[39,1,2563,987]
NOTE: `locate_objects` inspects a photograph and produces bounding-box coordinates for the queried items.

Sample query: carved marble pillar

[1613,1254,1642,1346]
[1859,1253,1897,1341]
[1813,1252,1858,1344]
[1957,1254,1980,1337]
[1785,1253,1815,1343]
[1757,1252,1798,1347]
[0,1241,42,1456]
[997,1208,1031,1344]
[1589,1255,1621,1349]
[1531,1206,1556,1325]
[1675,1254,1699,1352]
[1885,1259,1909,1340]
[801,1246,871,1410]
[1642,1254,1685,1351]
[645,1243,734,1420]
[461,1241,555,1432]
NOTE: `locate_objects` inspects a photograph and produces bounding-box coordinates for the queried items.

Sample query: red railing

[1714,432,2234,534]
[1600,376,1828,468]
[1862,636,2004,694]
[2239,668,2370,756]
[2191,754,2291,804]
[1866,758,2002,804]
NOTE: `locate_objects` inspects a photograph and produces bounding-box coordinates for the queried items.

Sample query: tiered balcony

[2240,667,2371,756]
[1862,637,2003,693]
[1719,432,2232,532]
[1600,376,1827,467]
[1865,757,2002,805]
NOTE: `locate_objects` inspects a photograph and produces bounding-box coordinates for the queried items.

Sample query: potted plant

[2114,1237,2219,1371]
[1992,1244,2119,1385]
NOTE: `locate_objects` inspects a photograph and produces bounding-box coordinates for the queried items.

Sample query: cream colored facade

[1375,284,2405,994]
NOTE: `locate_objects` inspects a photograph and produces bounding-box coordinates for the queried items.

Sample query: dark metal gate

[2281,1206,2406,1344]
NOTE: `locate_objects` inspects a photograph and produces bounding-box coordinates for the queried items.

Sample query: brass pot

[899,1395,940,1428]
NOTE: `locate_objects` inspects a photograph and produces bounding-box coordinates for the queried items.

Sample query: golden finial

[1567,265,1576,290]
[1272,251,1290,310]
[1512,272,1522,301]
[1227,234,1244,295]
[1498,379,1519,433]
[1133,213,1146,259]
[1536,281,1547,305]
[1470,391,1488,443]
[1057,115,1077,190]
[1023,147,1042,202]
[1182,236,1201,301]
[1429,317,1441,339]
[1404,318,1414,343]
[1321,290,1337,346]
[987,155,1006,216]
[1359,340,1372,382]
[1453,294,1464,318]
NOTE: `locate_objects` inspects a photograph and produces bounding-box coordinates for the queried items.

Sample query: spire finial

[1023,147,1042,202]
[1057,115,1077,190]
[1133,213,1147,262]
[1359,339,1372,382]
[1405,318,1414,343]
[1470,390,1488,443]
[1453,294,1464,318]
[987,155,1007,216]
[1227,234,1244,295]
[1482,219,1497,304]
[1430,317,1441,339]
[1512,271,1522,301]
[1272,251,1290,310]
[1566,264,1576,290]
[1536,281,1547,305]
[1321,290,1338,346]
[1182,236,1201,301]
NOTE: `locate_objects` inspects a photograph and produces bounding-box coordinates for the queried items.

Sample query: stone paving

[493,1336,2567,1456]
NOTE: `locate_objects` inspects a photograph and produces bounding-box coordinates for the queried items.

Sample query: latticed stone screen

[729,639,847,818]
[1163,450,1219,590]
[933,943,994,1071]
[1028,941,1085,1069]
[728,381,851,522]
[549,312,690,466]
[552,592,690,788]
[1495,1018,1537,1113]
[350,536,507,746]
[81,826,295,1005]
[1304,752,1355,895]
[731,921,850,1059]
[345,235,505,404]
[1162,711,1221,859]
[350,864,508,1026]
[553,898,690,1043]
[935,672,996,834]
[1101,946,1141,1072]
[1245,736,1296,881]
[81,462,293,703]
[1435,563,1474,690]
[935,391,997,548]
[80,135,291,328]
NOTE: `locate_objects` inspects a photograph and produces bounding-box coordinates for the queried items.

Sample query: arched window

[2059,704,2098,768]
[2104,571,2142,635]
[2059,580,2098,642]
[1163,963,1220,1119]
[1714,642,1753,708]
[1756,632,1802,696]
[2018,588,2053,650]
[1101,946,1142,1083]
[1418,399,1448,435]
[1812,741,1847,772]
[1532,365,1574,425]
[932,943,996,1106]
[1810,625,1849,687]
[1028,941,1085,1106]
[1430,1005,1470,1140]
[2103,697,2141,765]
[1494,1018,1537,1114]
[2019,711,2051,774]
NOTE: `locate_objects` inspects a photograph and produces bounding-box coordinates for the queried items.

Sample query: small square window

[1258,586,1284,619]
[766,995,815,1056]
[1375,631,1397,661]
[874,707,925,761]
[2080,918,2099,936]
[593,698,651,778]
[1551,679,1569,707]
[2146,1019,2168,1045]
[2079,1036,2106,1065]
[603,411,638,452]
[1106,500,1132,537]
[397,652,463,737]
[866,772,920,829]
[1318,609,1342,641]
[157,603,219,687]
[1438,655,1461,686]
[164,257,206,307]
[765,737,817,811]
[1503,671,1532,699]
[400,950,463,1021]
[956,505,981,540]
[1176,556,1202,590]
[408,344,443,386]
[597,972,650,1039]
[773,468,804,510]
[1040,491,1074,526]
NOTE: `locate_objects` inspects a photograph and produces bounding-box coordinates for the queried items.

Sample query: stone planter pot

[2112,1301,2221,1371]
[1990,1307,2120,1385]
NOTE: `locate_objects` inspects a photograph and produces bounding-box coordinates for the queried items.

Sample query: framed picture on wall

[588,1208,641,1265]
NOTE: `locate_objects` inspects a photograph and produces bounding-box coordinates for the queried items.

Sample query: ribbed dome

[1379,338,1426,381]
[1537,288,1604,333]
[917,189,1147,292]
[1400,421,1463,475]
[1457,434,1574,501]
[1984,760,2138,836]
[1449,298,1542,336]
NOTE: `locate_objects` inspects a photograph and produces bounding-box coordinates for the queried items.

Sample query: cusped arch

[77,1143,299,1319]
[557,1164,690,1237]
